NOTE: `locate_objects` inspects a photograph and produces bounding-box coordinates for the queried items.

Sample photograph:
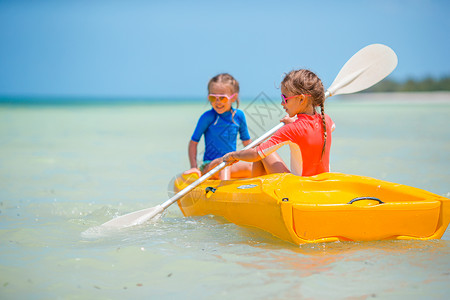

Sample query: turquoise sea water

[0,93,449,299]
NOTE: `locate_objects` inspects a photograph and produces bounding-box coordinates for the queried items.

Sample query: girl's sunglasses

[281,94,311,105]
[208,93,236,104]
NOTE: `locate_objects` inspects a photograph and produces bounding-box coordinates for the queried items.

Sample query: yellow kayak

[173,172,450,245]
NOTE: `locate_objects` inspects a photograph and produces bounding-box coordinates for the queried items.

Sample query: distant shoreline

[334,91,450,103]
[0,91,449,105]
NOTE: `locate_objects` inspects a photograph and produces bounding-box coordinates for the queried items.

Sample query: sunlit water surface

[1,93,449,299]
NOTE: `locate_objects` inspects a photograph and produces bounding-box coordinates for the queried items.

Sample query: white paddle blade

[81,206,164,238]
[327,44,398,96]
[100,205,164,229]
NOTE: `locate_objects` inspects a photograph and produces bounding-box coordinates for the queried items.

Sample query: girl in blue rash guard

[183,73,252,180]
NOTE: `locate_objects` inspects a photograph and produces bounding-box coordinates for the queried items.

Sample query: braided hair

[281,69,327,157]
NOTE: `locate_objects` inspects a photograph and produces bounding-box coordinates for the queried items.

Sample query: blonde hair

[281,69,327,157]
[207,73,240,109]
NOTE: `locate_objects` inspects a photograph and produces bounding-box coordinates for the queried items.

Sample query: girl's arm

[223,148,260,164]
[184,140,201,176]
[188,140,199,168]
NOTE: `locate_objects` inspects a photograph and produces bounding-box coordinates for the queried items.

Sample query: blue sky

[0,0,449,98]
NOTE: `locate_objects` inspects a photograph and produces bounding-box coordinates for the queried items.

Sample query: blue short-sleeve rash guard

[191,108,251,161]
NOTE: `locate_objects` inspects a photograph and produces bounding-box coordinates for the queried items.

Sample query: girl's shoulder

[324,113,334,125]
[233,109,247,120]
[199,108,217,120]
[200,108,217,116]
[278,121,304,136]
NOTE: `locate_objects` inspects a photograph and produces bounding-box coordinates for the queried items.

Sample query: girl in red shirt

[222,69,335,177]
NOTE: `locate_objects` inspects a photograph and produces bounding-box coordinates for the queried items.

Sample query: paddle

[86,43,397,232]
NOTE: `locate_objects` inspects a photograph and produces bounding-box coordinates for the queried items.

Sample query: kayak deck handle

[205,187,216,193]
[348,197,384,204]
[205,186,217,199]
